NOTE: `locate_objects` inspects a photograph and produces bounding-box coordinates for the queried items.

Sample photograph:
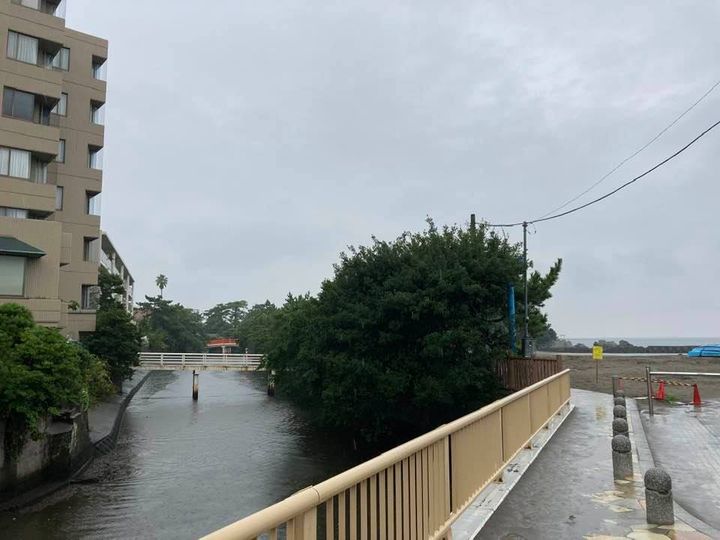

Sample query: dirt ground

[554,354,720,400]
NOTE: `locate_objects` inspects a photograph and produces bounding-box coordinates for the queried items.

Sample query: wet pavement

[88,371,149,444]
[477,389,716,540]
[638,398,720,531]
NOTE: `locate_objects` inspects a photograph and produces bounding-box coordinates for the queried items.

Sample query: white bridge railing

[138,352,264,370]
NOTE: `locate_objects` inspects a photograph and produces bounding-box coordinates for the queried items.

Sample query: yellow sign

[592,346,603,360]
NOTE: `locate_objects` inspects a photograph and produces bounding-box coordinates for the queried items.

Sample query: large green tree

[234,301,277,353]
[203,300,248,337]
[83,267,141,384]
[0,304,113,455]
[137,296,206,352]
[266,220,562,448]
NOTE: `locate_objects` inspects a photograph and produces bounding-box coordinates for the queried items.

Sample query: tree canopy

[137,296,206,352]
[0,304,113,455]
[203,300,248,337]
[83,267,141,383]
[265,220,562,448]
[155,274,168,298]
[234,301,277,353]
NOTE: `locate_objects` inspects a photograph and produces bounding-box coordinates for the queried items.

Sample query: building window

[13,0,66,18]
[86,191,101,216]
[0,147,31,178]
[92,55,106,80]
[81,284,99,310]
[29,157,47,183]
[56,139,65,162]
[51,92,67,116]
[2,88,53,124]
[90,101,104,125]
[83,237,99,262]
[2,88,35,122]
[88,145,103,170]
[0,255,25,296]
[55,186,63,210]
[51,47,69,71]
[0,207,29,219]
[7,31,39,65]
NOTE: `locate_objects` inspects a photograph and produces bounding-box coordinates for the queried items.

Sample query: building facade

[0,0,108,340]
[100,231,133,314]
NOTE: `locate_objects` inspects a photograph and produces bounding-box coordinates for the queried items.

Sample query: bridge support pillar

[192,370,199,400]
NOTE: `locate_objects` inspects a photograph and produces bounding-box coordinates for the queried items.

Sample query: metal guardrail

[645,367,720,416]
[138,352,264,371]
[202,370,572,540]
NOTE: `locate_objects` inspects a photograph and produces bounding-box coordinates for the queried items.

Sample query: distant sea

[569,337,720,347]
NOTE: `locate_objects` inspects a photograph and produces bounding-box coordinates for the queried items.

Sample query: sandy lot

[550,354,720,400]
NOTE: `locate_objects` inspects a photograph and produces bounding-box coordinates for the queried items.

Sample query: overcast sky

[67,1,720,339]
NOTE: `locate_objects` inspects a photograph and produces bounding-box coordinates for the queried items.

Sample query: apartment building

[100,231,134,314]
[0,0,108,340]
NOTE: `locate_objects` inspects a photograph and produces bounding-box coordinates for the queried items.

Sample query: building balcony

[0,176,56,214]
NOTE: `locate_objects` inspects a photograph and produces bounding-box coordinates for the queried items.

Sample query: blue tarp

[688,344,720,357]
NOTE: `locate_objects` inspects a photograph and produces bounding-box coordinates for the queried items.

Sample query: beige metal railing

[203,369,571,540]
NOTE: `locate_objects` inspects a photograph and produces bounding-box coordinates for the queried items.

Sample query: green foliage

[0,304,112,456]
[155,274,168,297]
[265,220,562,448]
[83,267,141,383]
[203,300,248,337]
[137,296,206,352]
[234,301,277,353]
[76,346,115,405]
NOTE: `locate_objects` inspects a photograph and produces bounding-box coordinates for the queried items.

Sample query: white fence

[138,352,264,371]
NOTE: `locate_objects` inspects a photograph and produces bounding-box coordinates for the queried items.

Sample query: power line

[488,118,720,228]
[537,78,720,219]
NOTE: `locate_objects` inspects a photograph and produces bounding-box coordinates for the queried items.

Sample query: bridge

[137,352,264,372]
[137,352,266,400]
[201,369,572,540]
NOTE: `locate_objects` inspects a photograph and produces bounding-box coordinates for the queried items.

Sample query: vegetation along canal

[0,371,354,539]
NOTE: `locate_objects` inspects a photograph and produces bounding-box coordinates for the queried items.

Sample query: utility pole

[522,221,531,357]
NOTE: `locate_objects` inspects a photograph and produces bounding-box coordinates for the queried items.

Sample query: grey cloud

[68,0,720,337]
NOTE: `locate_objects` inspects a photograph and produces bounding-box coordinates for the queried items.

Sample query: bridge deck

[137,352,265,372]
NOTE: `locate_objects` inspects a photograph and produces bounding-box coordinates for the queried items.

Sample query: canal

[0,371,355,539]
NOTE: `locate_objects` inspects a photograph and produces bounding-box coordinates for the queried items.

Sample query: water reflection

[0,371,355,539]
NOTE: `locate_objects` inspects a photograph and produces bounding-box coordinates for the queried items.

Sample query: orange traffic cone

[692,384,702,406]
[654,380,666,400]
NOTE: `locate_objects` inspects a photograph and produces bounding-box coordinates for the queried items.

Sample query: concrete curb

[92,372,151,455]
[628,398,720,538]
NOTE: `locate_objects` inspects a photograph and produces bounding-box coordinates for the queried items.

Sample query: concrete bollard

[644,468,674,525]
[612,434,633,480]
[612,418,629,438]
[615,389,625,398]
[614,396,626,407]
[613,405,627,419]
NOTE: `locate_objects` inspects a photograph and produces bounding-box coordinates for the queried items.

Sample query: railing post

[182,354,185,368]
[297,508,317,540]
[160,353,164,367]
[646,366,654,416]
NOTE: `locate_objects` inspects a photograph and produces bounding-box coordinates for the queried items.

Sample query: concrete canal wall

[0,370,150,507]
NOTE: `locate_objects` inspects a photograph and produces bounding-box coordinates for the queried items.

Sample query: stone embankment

[0,370,150,509]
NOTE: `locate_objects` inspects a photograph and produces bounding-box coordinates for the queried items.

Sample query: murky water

[0,371,355,539]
